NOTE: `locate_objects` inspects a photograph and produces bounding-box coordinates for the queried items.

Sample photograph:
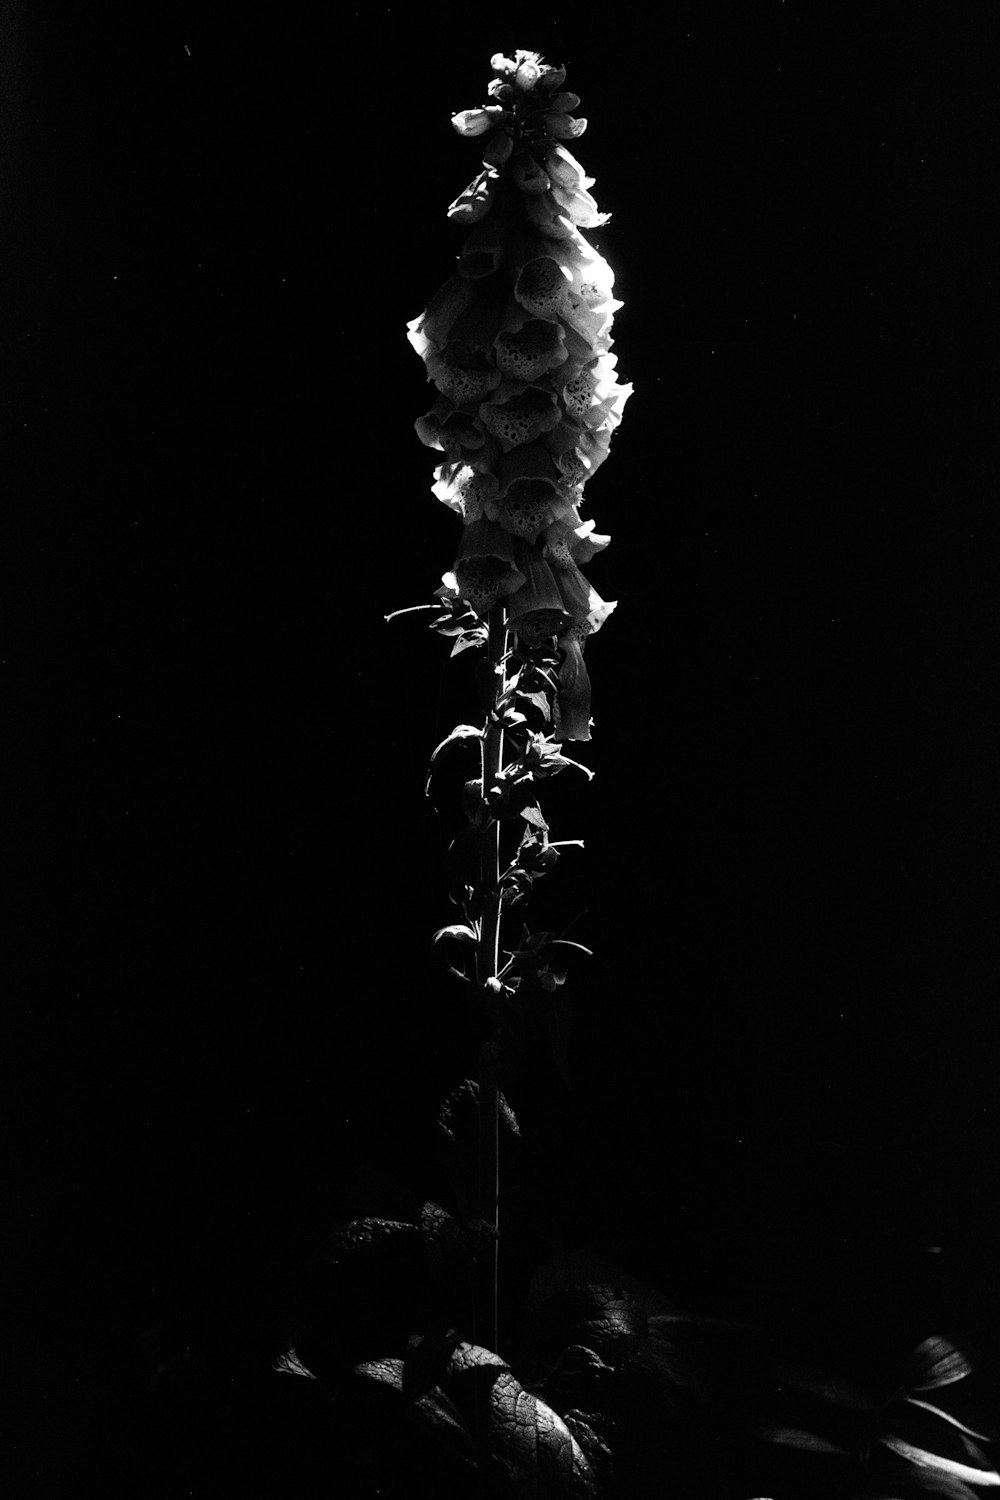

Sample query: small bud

[536,63,567,92]
[482,130,514,167]
[446,167,499,224]
[510,151,551,194]
[542,112,588,140]
[451,106,504,138]
[513,59,541,91]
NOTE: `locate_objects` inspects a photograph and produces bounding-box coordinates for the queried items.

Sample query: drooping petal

[553,634,592,742]
[566,520,611,566]
[543,514,611,567]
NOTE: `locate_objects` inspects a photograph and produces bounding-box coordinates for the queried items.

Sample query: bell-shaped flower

[478,383,561,453]
[446,167,500,224]
[510,555,618,742]
[513,224,612,302]
[513,257,571,322]
[432,463,500,523]
[424,341,503,405]
[409,264,509,358]
[457,211,511,279]
[555,354,632,428]
[493,298,569,379]
[544,421,591,486]
[449,518,527,617]
[566,416,620,480]
[551,570,617,742]
[561,299,619,359]
[505,549,570,647]
[493,320,567,382]
[549,557,616,636]
[499,478,575,540]
[496,438,561,495]
[543,511,611,568]
[491,441,574,541]
[415,398,488,461]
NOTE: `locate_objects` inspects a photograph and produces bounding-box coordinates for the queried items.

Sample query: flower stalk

[476,603,506,1351]
[405,48,631,1356]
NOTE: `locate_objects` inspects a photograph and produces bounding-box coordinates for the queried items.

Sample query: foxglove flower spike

[409,52,630,738]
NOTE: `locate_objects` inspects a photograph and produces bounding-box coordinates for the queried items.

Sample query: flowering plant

[398,50,632,1376]
[268,51,998,1500]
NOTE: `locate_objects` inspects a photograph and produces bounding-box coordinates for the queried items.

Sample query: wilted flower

[409,52,631,738]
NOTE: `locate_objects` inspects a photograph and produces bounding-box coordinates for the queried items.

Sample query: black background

[5,2,997,1489]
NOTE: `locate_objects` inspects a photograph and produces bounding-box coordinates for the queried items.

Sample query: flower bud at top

[514,58,542,90]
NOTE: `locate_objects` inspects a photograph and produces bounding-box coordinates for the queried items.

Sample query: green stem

[476,602,506,1353]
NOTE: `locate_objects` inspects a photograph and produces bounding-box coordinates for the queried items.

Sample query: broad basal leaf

[488,1368,598,1498]
[436,1343,598,1498]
